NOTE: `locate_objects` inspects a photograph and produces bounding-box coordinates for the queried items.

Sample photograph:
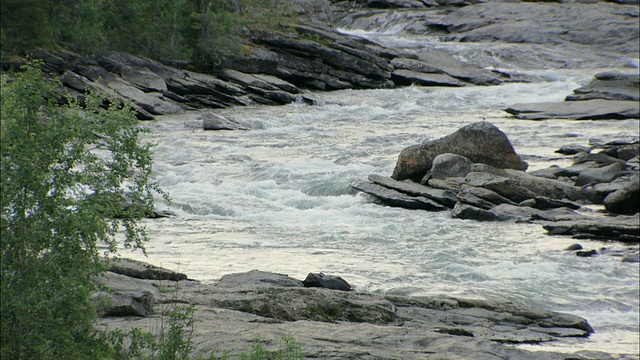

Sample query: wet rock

[573,152,628,167]
[456,190,497,210]
[488,204,582,222]
[519,196,581,210]
[575,249,599,257]
[565,71,640,102]
[391,69,466,87]
[565,244,583,251]
[574,163,625,186]
[543,216,640,242]
[464,165,598,203]
[303,273,353,291]
[368,174,458,207]
[505,100,640,120]
[350,179,449,211]
[555,144,591,155]
[604,179,640,215]
[199,110,249,131]
[392,122,528,182]
[459,185,517,206]
[451,202,500,221]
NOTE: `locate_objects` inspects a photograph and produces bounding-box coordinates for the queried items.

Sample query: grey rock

[519,196,581,210]
[426,177,465,191]
[529,166,566,180]
[109,258,188,281]
[93,290,155,317]
[604,179,640,215]
[217,269,304,288]
[573,152,628,167]
[505,100,640,120]
[566,71,639,102]
[464,165,598,203]
[392,69,466,87]
[456,190,497,210]
[621,254,640,263]
[451,202,500,221]
[390,57,442,74]
[555,144,591,155]
[303,273,353,291]
[459,185,518,206]
[543,215,640,242]
[368,174,458,207]
[200,111,248,131]
[350,179,449,211]
[392,122,528,182]
[576,249,599,257]
[430,153,474,180]
[488,204,582,222]
[575,163,625,186]
[565,244,583,251]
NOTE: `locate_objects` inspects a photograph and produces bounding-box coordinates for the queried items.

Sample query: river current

[123,31,639,356]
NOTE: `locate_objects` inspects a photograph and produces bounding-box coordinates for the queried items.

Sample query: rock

[574,163,625,186]
[451,202,500,221]
[566,71,640,102]
[199,110,249,131]
[573,152,628,167]
[529,166,566,180]
[555,144,591,155]
[543,215,640,242]
[390,57,442,74]
[426,177,465,191]
[575,249,599,257]
[488,204,582,222]
[392,122,528,182]
[430,153,474,180]
[604,179,640,215]
[350,179,449,211]
[565,244,583,251]
[217,269,304,288]
[519,196,581,210]
[109,258,188,281]
[598,143,640,162]
[368,174,458,208]
[96,266,600,359]
[93,290,155,317]
[459,185,517,206]
[456,190,497,210]
[464,164,599,203]
[391,69,466,87]
[505,100,640,120]
[302,273,353,291]
[621,254,640,263]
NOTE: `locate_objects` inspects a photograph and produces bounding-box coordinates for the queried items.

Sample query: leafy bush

[0,62,164,359]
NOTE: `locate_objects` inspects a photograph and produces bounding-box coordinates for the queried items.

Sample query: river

[122,30,640,357]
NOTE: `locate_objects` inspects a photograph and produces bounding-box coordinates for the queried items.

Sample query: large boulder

[392,122,528,182]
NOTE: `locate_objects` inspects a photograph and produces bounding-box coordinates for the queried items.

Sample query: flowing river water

[122,30,639,357]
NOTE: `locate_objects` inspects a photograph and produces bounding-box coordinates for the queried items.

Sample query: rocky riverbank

[3,1,637,122]
[94,258,632,360]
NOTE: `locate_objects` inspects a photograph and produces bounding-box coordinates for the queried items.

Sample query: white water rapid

[124,32,639,357]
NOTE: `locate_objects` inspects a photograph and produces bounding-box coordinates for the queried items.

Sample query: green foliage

[1,0,297,68]
[0,62,164,359]
[102,305,196,360]
[238,336,305,360]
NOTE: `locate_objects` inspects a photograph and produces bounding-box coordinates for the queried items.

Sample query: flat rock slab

[97,269,601,360]
[505,100,640,120]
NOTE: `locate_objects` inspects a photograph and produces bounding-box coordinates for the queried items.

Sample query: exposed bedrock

[96,262,603,360]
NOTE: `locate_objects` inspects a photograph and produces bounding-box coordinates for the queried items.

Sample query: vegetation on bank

[1,0,296,68]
